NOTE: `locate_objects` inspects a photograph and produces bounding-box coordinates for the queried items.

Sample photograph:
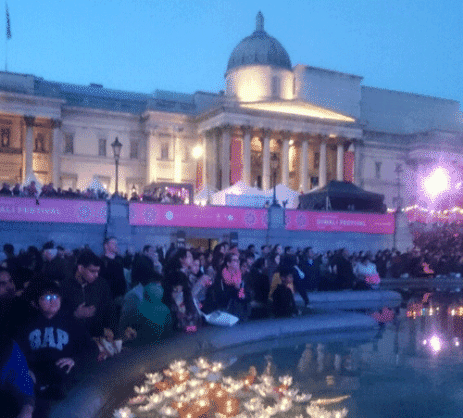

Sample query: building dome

[226,12,292,73]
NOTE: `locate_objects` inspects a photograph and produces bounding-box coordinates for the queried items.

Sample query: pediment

[240,99,356,122]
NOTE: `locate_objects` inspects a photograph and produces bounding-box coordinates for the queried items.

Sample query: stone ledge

[49,310,379,418]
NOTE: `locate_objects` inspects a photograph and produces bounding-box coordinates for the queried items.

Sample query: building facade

[0,12,461,208]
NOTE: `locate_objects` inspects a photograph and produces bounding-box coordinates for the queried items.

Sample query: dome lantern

[226,12,292,73]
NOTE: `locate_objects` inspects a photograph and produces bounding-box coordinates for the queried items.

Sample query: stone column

[51,119,62,187]
[300,138,309,192]
[281,131,290,186]
[319,139,327,188]
[200,132,207,189]
[210,129,219,189]
[220,125,231,189]
[262,130,271,190]
[24,116,35,180]
[336,143,344,181]
[242,126,252,186]
[146,129,157,184]
[173,129,182,183]
[353,139,363,186]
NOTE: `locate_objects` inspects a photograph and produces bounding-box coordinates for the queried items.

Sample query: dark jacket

[15,309,98,386]
[100,255,127,299]
[272,284,297,317]
[61,276,117,337]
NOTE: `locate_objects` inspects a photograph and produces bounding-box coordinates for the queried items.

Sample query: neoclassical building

[0,12,461,208]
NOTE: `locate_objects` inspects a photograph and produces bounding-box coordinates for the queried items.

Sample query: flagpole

[5,1,10,72]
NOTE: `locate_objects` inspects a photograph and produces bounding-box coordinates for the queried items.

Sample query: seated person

[15,279,98,400]
[0,324,35,418]
[272,267,298,318]
[119,254,158,336]
[135,278,172,344]
[166,271,201,332]
[61,250,117,338]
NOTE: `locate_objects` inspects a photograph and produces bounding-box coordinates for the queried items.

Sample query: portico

[197,105,362,193]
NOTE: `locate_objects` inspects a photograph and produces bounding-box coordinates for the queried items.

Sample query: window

[98,138,107,157]
[271,76,280,98]
[375,162,382,179]
[1,128,10,147]
[314,153,320,170]
[160,142,169,160]
[130,140,138,159]
[35,133,46,152]
[64,134,74,154]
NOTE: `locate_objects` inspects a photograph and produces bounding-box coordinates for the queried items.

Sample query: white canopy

[194,185,217,205]
[211,181,268,207]
[86,176,107,192]
[264,184,300,209]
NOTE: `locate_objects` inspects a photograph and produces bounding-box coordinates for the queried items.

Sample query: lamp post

[111,137,122,197]
[270,152,279,207]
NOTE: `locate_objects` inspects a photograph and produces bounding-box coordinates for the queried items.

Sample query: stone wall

[0,200,398,253]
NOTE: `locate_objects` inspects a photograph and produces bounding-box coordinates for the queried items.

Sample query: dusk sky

[2,0,462,109]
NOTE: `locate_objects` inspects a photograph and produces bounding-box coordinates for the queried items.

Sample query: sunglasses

[41,294,60,302]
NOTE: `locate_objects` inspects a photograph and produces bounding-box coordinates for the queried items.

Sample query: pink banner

[285,210,395,234]
[0,197,107,224]
[129,203,268,229]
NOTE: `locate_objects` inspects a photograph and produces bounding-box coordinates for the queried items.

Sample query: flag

[6,4,11,39]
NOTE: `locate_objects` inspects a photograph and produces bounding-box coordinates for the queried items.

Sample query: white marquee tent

[211,181,268,207]
[264,184,300,209]
[194,185,218,205]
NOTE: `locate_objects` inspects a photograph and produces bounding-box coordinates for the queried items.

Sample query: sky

[1,0,462,108]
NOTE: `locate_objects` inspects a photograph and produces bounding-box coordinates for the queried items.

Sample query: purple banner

[0,197,107,224]
[129,203,268,229]
[285,210,395,234]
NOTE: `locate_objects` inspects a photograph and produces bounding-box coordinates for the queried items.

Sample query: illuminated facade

[0,12,461,208]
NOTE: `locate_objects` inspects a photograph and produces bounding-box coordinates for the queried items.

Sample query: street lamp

[270,152,279,207]
[111,137,122,197]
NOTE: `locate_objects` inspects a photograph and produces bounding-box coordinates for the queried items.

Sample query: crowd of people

[0,181,189,204]
[3,221,463,417]
[0,237,385,417]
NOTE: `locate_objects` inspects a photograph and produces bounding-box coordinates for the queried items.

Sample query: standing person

[100,237,127,302]
[143,245,163,275]
[334,248,356,290]
[301,247,321,292]
[61,250,117,338]
[272,267,298,318]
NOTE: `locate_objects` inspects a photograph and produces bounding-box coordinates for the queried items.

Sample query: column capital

[220,124,234,134]
[261,128,272,138]
[51,119,62,129]
[279,130,292,140]
[24,116,35,127]
[240,125,253,136]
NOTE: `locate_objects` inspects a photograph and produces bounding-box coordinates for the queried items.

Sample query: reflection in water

[115,294,463,417]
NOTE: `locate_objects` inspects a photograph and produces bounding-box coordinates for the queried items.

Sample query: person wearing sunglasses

[14,279,98,405]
